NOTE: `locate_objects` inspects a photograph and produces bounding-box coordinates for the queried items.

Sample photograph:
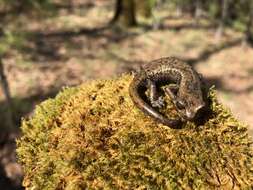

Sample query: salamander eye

[176,100,185,110]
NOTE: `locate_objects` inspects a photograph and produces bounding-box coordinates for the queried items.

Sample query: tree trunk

[110,0,137,27]
[175,2,182,17]
[245,0,253,44]
[215,0,229,41]
[195,0,202,22]
[0,58,14,130]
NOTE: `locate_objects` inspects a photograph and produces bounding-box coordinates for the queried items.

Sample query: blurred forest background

[0,0,253,189]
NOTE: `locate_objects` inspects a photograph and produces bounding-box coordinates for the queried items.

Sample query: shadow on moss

[17,74,253,190]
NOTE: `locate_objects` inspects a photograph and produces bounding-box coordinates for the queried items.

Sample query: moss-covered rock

[17,74,253,190]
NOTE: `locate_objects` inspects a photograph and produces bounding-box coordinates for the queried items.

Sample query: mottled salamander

[129,57,206,128]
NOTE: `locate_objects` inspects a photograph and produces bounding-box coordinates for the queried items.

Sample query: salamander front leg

[148,79,165,109]
[164,84,179,103]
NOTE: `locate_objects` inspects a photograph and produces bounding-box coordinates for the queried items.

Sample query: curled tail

[129,77,182,128]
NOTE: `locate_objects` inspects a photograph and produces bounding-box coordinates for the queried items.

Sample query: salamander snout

[185,104,205,120]
[185,110,196,120]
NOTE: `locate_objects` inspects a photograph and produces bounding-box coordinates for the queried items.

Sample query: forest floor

[0,0,253,189]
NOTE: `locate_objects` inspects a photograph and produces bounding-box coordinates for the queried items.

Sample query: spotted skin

[129,57,206,128]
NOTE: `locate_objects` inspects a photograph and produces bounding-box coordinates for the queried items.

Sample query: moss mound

[17,74,253,190]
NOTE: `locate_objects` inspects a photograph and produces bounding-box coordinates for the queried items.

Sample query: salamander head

[172,89,206,121]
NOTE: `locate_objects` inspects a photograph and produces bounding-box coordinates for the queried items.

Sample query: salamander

[129,57,206,128]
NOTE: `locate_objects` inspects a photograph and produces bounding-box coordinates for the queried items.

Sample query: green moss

[17,74,253,190]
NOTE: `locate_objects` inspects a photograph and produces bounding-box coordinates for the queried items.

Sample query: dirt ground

[0,0,253,189]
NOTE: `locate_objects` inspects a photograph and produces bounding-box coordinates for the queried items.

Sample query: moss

[17,74,253,190]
